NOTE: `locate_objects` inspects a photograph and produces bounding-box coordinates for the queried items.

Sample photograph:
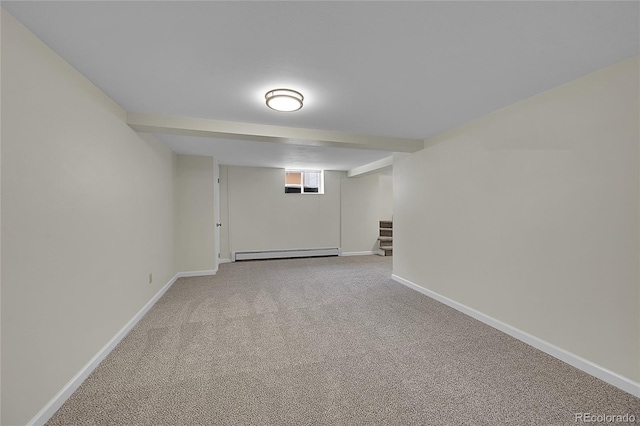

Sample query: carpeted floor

[47,256,639,425]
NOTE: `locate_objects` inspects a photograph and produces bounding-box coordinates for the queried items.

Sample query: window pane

[285,172,301,185]
[303,172,319,188]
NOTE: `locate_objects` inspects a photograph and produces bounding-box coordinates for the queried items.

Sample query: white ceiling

[3,1,639,170]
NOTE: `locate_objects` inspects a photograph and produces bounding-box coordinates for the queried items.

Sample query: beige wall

[1,11,176,425]
[227,167,341,252]
[174,155,216,272]
[224,166,390,255]
[379,173,393,221]
[340,173,381,253]
[219,165,231,261]
[394,57,639,383]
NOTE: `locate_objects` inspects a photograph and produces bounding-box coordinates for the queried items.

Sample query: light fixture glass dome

[265,89,304,112]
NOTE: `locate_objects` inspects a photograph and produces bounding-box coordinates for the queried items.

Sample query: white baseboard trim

[176,269,218,278]
[340,251,378,256]
[390,274,640,398]
[218,258,232,264]
[27,273,181,426]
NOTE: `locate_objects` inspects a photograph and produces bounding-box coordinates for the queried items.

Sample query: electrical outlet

[149,273,153,284]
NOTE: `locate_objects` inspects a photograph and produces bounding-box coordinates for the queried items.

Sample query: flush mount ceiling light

[265,88,304,112]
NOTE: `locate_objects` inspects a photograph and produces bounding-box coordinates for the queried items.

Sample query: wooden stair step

[379,220,393,256]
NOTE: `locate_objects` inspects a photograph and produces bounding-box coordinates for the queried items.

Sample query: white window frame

[285,169,324,194]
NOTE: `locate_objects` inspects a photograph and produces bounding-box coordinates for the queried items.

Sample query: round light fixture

[265,88,304,112]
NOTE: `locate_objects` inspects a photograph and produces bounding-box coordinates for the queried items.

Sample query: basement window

[285,170,324,194]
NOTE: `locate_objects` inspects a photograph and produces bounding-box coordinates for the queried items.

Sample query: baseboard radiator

[233,247,339,261]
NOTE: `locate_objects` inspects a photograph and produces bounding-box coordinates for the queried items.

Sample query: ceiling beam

[347,155,393,178]
[126,112,424,153]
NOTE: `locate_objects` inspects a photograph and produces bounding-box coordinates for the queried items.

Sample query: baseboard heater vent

[233,247,339,261]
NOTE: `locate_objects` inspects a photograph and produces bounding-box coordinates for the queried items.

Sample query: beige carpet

[47,256,639,425]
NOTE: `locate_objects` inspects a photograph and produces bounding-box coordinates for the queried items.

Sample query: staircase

[378,220,393,256]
